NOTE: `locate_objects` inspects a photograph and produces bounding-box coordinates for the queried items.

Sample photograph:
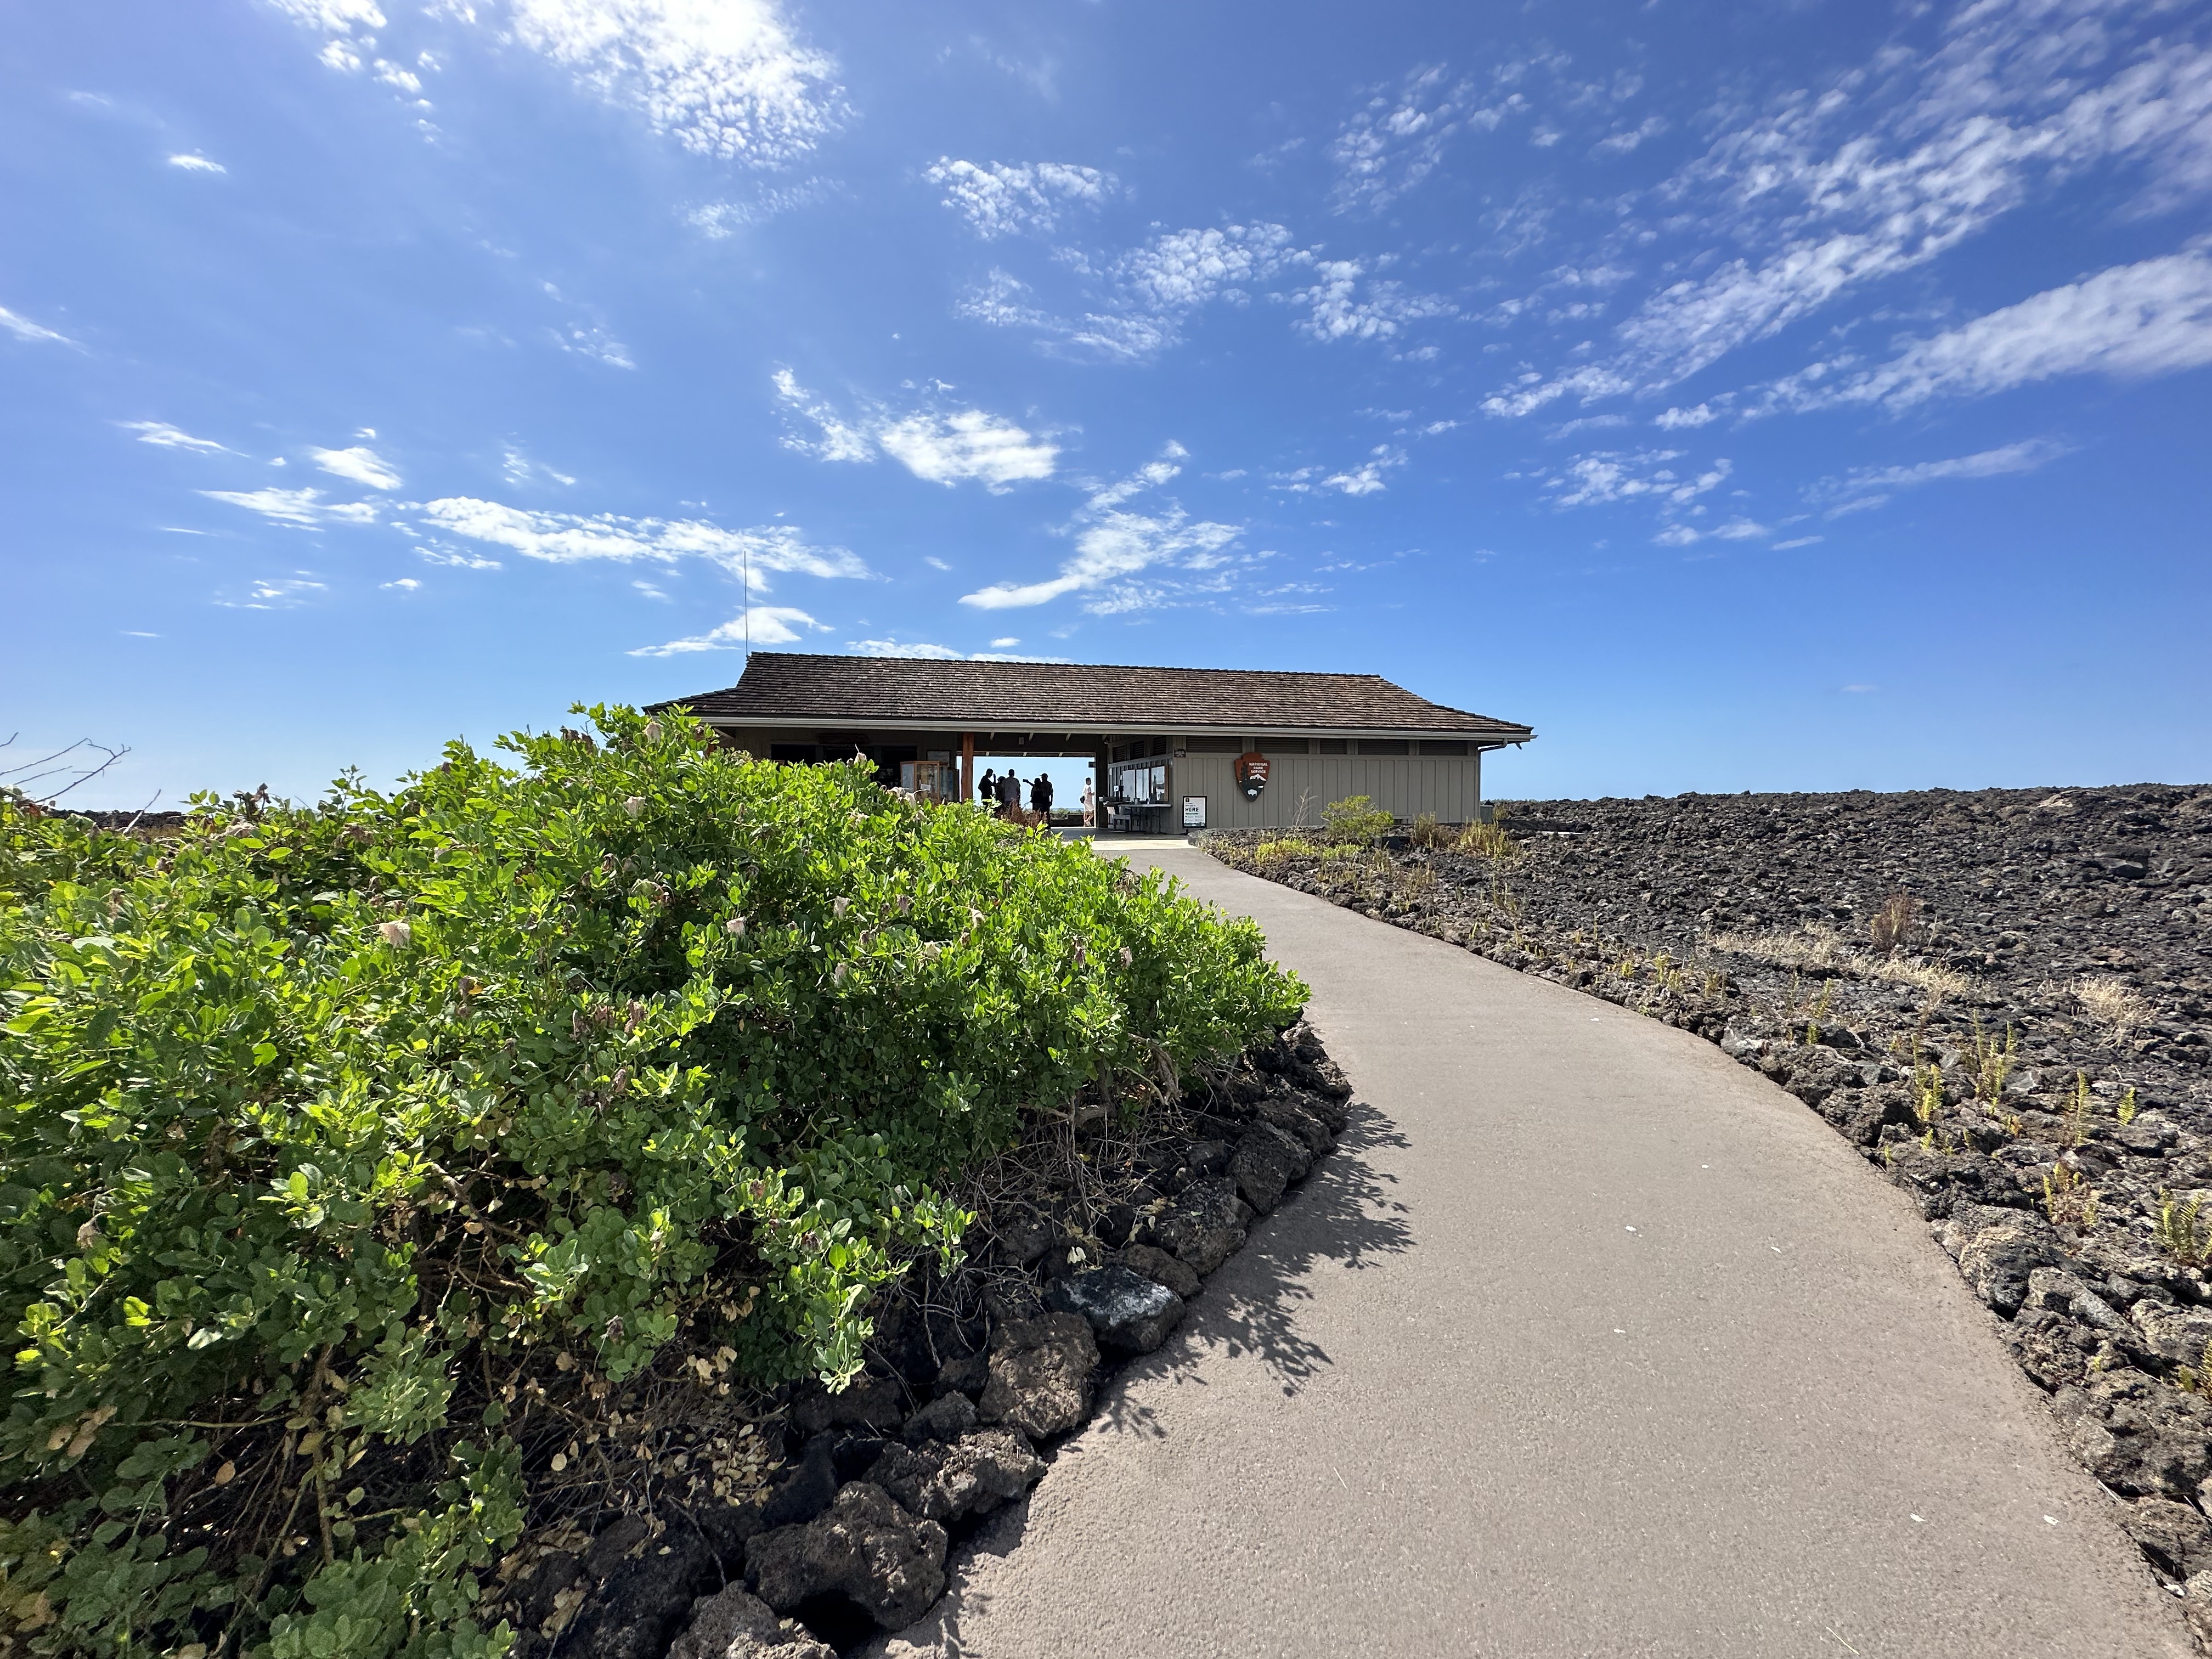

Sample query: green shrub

[0,706,1303,1659]
[1320,795,1394,846]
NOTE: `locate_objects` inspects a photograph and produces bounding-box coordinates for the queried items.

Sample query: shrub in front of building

[0,706,1303,1659]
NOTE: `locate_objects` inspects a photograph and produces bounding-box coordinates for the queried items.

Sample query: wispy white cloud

[265,0,385,33]
[119,420,235,454]
[309,444,402,489]
[1290,259,1455,343]
[1770,535,1822,550]
[411,498,867,589]
[1592,116,1667,157]
[844,637,1074,662]
[218,573,329,608]
[1766,251,2212,413]
[549,318,634,369]
[686,179,831,235]
[167,152,227,173]
[975,223,1302,361]
[1655,518,1769,547]
[953,268,1053,331]
[418,544,503,570]
[1812,436,2072,499]
[1101,222,1296,316]
[1329,63,1534,215]
[201,486,381,528]
[1,304,74,346]
[964,221,1447,360]
[926,159,1118,238]
[1539,450,1731,509]
[960,444,1245,613]
[770,369,872,462]
[503,0,845,165]
[630,605,827,656]
[382,577,421,590]
[269,0,844,163]
[877,410,1058,490]
[1276,446,1408,496]
[1483,3,2212,417]
[771,371,1057,489]
[500,445,577,486]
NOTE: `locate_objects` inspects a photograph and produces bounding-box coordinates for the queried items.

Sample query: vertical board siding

[1169,752,1483,831]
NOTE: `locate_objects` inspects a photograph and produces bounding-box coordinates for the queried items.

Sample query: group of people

[978,768,1053,820]
[976,768,1098,826]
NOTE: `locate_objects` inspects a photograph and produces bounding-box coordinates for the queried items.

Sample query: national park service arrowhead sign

[1235,751,1269,800]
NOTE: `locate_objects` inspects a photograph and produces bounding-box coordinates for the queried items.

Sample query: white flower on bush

[726,916,747,936]
[832,896,850,917]
[378,919,412,947]
[833,961,849,985]
[643,718,663,744]
[624,797,646,818]
[1120,946,1133,968]
[920,942,942,963]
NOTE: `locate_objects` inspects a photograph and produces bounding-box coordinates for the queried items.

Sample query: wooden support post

[960,732,974,806]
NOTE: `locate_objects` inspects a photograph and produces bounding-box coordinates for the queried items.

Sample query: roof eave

[677,711,1534,745]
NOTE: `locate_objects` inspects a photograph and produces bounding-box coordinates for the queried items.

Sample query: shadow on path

[863,1102,1412,1657]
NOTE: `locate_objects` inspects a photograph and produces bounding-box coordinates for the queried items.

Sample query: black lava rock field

[1212,782,2212,1632]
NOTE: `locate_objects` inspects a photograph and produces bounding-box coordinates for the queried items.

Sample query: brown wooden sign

[1235,751,1269,799]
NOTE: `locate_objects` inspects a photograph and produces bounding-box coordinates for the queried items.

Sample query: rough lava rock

[977,1312,1098,1438]
[756,1434,840,1530]
[1045,1264,1186,1354]
[2123,1498,2212,1582]
[1120,1242,1202,1300]
[1154,1176,1253,1274]
[562,1522,718,1659]
[1938,1204,2061,1318]
[666,1585,834,1659]
[744,1482,948,1632]
[867,1427,1046,1524]
[1227,1122,1310,1215]
[900,1392,978,1445]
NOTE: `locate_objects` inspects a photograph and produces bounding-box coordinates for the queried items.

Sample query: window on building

[1316,739,1349,754]
[1358,739,1409,755]
[1419,740,1470,757]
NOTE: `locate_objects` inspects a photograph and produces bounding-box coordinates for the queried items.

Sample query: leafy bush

[0,707,1303,1659]
[1319,796,1394,846]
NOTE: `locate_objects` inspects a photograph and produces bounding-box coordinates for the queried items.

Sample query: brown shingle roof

[652,653,1533,742]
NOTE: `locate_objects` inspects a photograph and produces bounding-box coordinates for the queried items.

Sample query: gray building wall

[1169,748,1484,832]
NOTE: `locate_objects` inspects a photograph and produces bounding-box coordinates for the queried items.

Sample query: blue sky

[5,0,2210,810]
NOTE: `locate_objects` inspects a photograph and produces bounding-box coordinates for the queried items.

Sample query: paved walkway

[876,849,2190,1658]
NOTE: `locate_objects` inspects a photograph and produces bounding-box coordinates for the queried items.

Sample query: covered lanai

[651,653,1535,834]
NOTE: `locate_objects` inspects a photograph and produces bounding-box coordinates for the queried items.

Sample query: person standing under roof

[996,770,1022,819]
[978,768,996,809]
[1030,774,1053,820]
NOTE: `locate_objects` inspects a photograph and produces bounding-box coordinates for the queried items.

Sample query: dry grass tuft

[1707,923,1849,971]
[1867,891,1920,957]
[2075,974,2153,1041]
[1454,820,1522,864]
[1705,922,1971,1004]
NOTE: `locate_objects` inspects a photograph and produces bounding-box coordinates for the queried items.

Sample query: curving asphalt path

[874,847,2191,1658]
